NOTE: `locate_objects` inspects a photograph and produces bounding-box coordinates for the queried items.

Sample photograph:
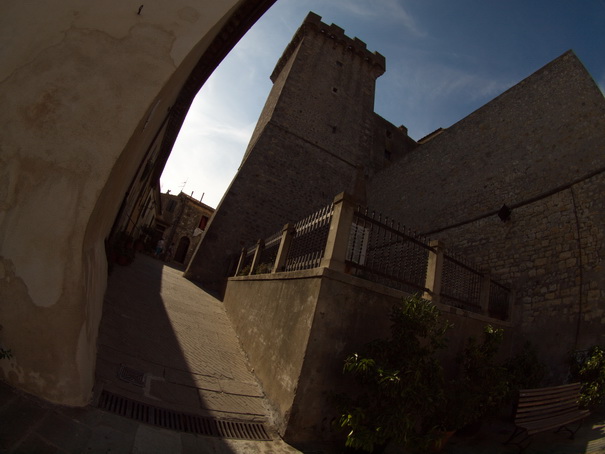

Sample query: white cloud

[329,0,425,37]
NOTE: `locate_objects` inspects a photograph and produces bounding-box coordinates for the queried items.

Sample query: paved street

[0,254,300,453]
[96,254,271,423]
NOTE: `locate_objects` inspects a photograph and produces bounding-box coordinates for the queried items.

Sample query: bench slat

[516,406,585,424]
[507,382,590,445]
[516,401,579,418]
[518,383,581,396]
[518,410,590,435]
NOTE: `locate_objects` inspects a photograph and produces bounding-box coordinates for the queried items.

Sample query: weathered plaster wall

[0,0,250,405]
[223,270,324,435]
[223,268,513,442]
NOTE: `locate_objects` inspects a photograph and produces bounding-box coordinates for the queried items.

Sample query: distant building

[155,191,214,266]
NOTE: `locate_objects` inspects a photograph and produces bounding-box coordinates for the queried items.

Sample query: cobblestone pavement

[96,254,271,423]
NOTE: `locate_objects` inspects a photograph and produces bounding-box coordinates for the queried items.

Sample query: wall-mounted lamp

[498,204,512,222]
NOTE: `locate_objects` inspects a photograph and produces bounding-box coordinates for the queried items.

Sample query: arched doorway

[175,236,190,263]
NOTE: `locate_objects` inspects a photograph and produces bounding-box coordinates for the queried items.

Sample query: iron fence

[237,244,257,276]
[235,197,511,321]
[284,203,334,271]
[441,253,483,314]
[345,207,432,295]
[252,231,281,274]
[488,280,511,320]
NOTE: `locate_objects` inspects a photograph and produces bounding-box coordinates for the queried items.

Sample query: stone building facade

[185,12,417,286]
[189,12,605,382]
[156,191,214,265]
[366,50,605,379]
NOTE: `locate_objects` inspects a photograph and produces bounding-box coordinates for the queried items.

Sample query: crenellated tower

[243,12,386,165]
[186,12,412,287]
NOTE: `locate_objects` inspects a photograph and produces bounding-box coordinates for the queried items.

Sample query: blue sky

[160,0,605,208]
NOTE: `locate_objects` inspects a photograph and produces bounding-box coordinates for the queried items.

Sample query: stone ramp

[95,254,273,426]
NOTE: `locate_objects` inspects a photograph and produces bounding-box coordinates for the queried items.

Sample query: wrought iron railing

[234,192,512,320]
[441,253,483,314]
[284,203,333,271]
[488,280,511,320]
[345,207,432,295]
[236,244,257,276]
[257,231,282,273]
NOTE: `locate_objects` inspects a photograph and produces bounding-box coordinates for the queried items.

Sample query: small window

[385,149,392,160]
[198,215,209,230]
[386,130,392,138]
[332,126,337,134]
[167,200,177,212]
[336,61,343,67]
[332,87,338,93]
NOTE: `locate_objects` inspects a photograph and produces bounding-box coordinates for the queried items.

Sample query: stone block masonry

[186,11,605,387]
[366,51,605,380]
[186,12,415,287]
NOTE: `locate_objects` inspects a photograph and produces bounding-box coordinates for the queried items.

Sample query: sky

[160,0,605,208]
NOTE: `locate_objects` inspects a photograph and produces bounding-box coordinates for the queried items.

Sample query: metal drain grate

[96,390,271,441]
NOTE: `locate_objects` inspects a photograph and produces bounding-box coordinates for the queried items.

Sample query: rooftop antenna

[179,179,187,193]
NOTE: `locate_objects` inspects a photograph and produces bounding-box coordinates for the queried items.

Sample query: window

[198,215,209,230]
[167,200,177,212]
[336,60,343,67]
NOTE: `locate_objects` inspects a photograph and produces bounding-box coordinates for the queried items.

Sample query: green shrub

[337,295,451,452]
[570,345,605,409]
[505,341,545,394]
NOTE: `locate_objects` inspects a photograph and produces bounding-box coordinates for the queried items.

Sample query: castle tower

[185,12,388,287]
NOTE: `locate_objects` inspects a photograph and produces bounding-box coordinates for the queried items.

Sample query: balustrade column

[234,247,247,276]
[423,240,444,303]
[249,239,264,275]
[320,192,356,273]
[273,223,296,273]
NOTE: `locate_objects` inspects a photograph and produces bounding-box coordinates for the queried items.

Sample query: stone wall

[186,13,417,288]
[366,51,605,379]
[367,51,605,232]
[223,268,514,443]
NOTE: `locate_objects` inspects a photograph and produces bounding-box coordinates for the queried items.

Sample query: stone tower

[186,12,409,287]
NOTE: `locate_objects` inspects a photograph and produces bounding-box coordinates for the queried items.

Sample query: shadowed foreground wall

[0,0,275,405]
[223,268,514,442]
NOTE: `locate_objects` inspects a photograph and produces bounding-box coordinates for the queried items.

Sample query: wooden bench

[504,382,590,452]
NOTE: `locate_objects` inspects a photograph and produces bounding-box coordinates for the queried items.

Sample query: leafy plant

[452,326,510,427]
[237,264,251,276]
[337,294,451,452]
[570,345,605,409]
[505,341,545,394]
[253,262,273,274]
